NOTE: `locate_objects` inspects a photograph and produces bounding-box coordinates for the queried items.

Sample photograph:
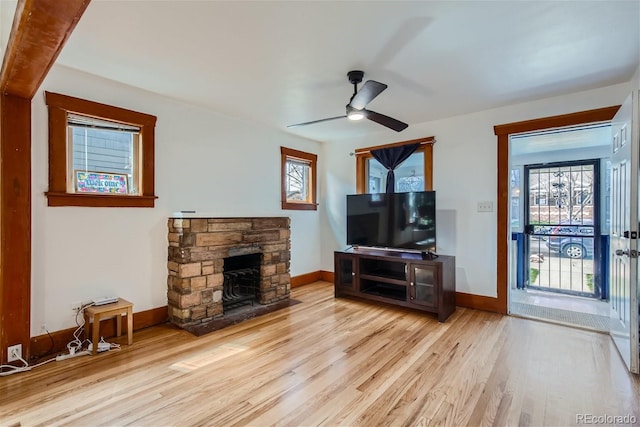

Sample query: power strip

[55,350,90,361]
[92,296,118,306]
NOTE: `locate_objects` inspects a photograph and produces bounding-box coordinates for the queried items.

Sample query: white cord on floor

[1,301,122,376]
[0,354,56,377]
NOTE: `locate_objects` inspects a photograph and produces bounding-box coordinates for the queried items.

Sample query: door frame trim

[493,106,620,314]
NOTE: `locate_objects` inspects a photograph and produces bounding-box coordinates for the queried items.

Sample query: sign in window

[75,171,128,194]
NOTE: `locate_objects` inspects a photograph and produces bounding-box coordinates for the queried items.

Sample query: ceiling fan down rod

[347,70,364,102]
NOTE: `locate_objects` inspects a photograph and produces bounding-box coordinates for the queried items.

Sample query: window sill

[46,192,158,208]
[281,201,318,211]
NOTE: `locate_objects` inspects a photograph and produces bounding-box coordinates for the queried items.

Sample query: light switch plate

[477,201,494,212]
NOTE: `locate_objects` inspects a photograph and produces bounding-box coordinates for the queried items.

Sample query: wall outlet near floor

[477,201,494,212]
[8,344,22,362]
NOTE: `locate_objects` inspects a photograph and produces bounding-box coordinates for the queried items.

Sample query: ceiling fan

[287,70,408,132]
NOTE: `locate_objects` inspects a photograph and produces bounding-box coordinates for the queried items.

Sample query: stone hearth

[167,217,291,328]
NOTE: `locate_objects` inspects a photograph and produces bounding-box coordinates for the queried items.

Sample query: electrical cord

[0,354,55,377]
[68,303,90,354]
[1,301,121,377]
[67,302,119,354]
[0,355,29,376]
[65,302,95,355]
[30,326,55,362]
[67,302,95,356]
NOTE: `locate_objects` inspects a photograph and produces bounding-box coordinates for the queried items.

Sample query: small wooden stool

[84,298,133,355]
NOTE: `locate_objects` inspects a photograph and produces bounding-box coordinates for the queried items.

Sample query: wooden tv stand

[334,248,456,322]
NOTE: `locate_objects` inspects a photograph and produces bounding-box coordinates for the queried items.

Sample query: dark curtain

[370,143,420,193]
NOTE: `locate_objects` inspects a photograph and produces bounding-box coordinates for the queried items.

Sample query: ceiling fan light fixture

[346,105,365,121]
[347,110,365,121]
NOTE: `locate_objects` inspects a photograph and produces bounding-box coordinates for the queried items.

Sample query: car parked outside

[545,220,594,259]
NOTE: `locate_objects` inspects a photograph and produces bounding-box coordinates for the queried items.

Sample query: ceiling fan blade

[364,109,408,132]
[287,115,347,128]
[350,80,387,109]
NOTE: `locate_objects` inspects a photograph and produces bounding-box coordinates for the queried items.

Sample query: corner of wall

[633,65,640,91]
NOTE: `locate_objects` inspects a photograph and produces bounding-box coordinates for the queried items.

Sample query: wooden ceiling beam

[0,0,90,98]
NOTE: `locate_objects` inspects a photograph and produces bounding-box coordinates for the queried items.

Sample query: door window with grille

[525,160,600,297]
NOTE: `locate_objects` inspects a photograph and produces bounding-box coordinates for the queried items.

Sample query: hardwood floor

[1,281,638,426]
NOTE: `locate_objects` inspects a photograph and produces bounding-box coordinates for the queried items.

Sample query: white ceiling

[2,1,640,143]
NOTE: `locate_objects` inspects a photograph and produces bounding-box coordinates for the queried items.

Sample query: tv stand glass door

[335,253,356,293]
[409,264,438,309]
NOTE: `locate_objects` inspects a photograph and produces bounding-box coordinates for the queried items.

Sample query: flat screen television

[346,191,436,252]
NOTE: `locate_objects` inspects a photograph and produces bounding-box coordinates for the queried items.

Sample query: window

[45,92,157,207]
[533,192,548,206]
[366,152,425,193]
[281,147,317,210]
[355,137,435,193]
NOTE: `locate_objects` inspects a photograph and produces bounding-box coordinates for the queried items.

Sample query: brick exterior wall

[167,217,291,328]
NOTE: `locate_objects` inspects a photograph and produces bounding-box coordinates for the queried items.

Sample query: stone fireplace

[167,216,291,328]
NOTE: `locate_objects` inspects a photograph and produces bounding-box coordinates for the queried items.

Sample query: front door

[609,91,639,374]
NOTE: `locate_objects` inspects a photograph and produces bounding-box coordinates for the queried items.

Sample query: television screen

[346,191,436,252]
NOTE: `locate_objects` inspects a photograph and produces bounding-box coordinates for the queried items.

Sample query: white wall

[0,1,16,59]
[321,81,633,298]
[31,65,323,336]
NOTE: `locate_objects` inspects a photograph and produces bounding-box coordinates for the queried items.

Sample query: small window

[281,147,317,210]
[45,92,157,207]
[367,152,425,193]
[355,137,435,194]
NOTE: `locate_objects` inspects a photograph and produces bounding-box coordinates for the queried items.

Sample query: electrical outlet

[8,344,22,362]
[41,323,48,333]
[477,201,494,212]
[71,301,82,312]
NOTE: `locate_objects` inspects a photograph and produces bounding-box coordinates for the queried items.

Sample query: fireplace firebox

[223,253,261,311]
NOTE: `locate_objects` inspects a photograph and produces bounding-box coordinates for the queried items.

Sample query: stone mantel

[167,216,291,328]
[169,212,285,219]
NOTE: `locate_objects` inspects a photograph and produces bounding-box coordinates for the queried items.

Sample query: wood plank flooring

[1,281,638,426]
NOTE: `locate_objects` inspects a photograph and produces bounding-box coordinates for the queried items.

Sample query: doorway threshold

[510,289,609,332]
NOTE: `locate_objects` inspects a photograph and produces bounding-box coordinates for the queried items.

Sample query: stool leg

[84,312,90,345]
[92,314,100,355]
[127,308,133,345]
[116,314,122,337]
[84,313,91,338]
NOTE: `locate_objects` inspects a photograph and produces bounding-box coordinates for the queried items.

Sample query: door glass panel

[414,266,435,305]
[339,258,353,288]
[526,162,598,297]
[510,168,522,231]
